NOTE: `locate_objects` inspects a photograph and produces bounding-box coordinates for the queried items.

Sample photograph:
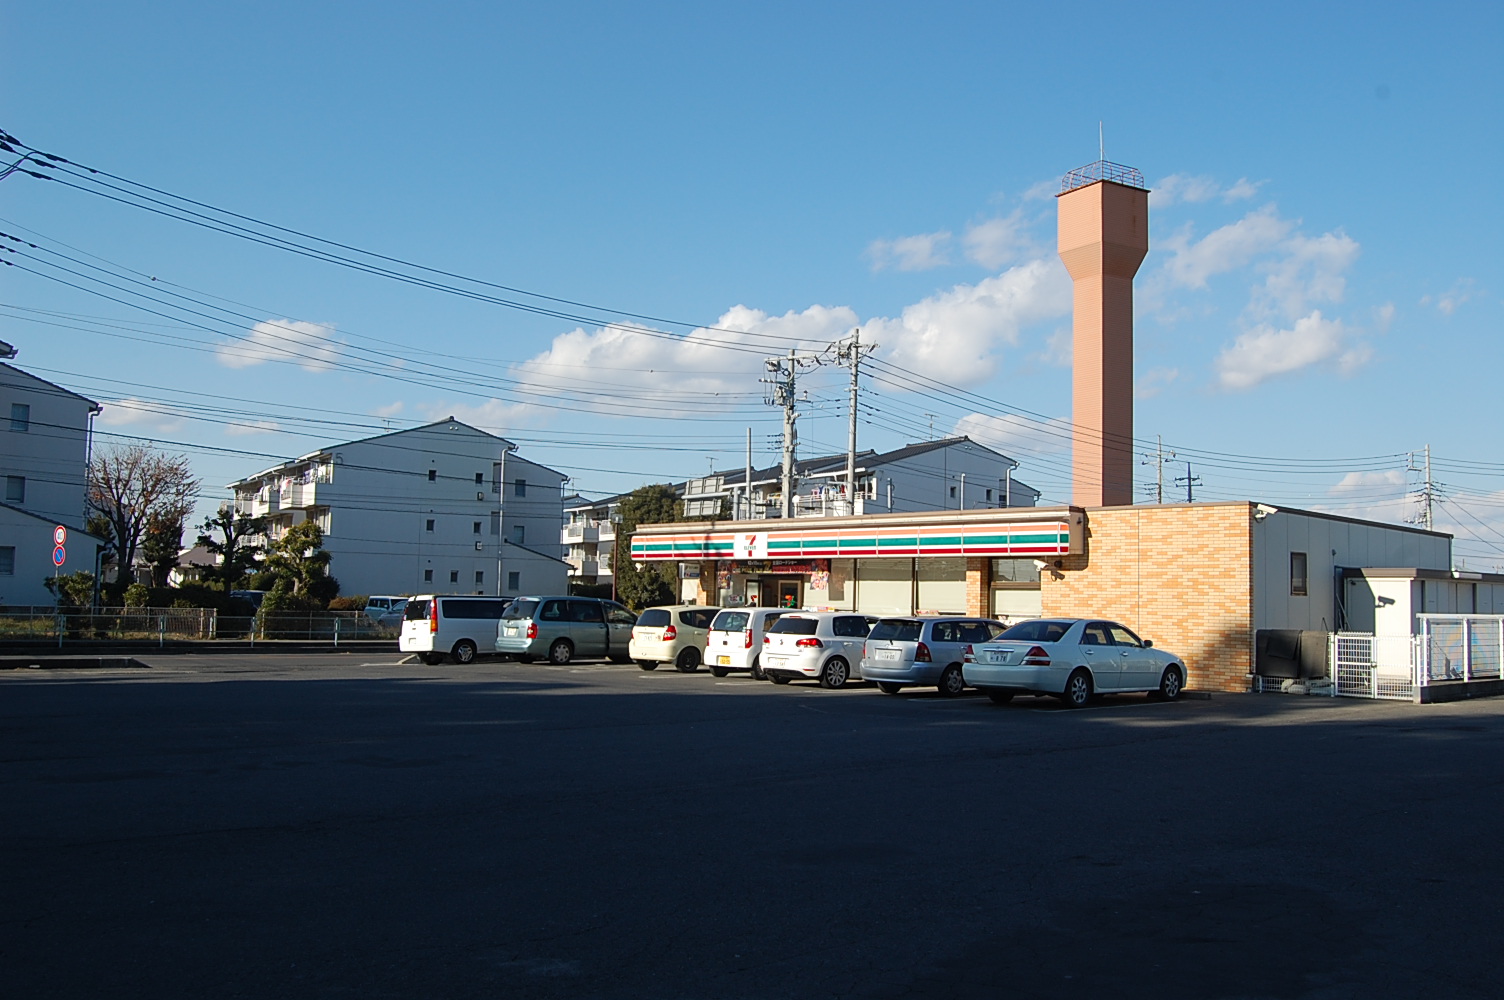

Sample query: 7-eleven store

[629,507,1085,622]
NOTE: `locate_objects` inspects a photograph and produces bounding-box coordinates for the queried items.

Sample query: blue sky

[3,2,1501,564]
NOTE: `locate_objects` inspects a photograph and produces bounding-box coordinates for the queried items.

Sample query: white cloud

[1135,367,1180,399]
[866,231,952,272]
[962,211,1035,270]
[1215,310,1365,390]
[96,397,188,434]
[1330,469,1406,495]
[866,258,1072,385]
[511,305,857,416]
[1020,178,1058,201]
[1374,302,1396,332]
[1159,205,1295,289]
[1151,174,1264,208]
[371,401,405,419]
[1253,230,1359,320]
[1421,278,1477,316]
[421,397,536,431]
[1037,326,1072,367]
[954,412,1072,456]
[217,319,341,371]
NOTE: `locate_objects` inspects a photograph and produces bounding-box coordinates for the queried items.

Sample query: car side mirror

[1143,639,1153,647]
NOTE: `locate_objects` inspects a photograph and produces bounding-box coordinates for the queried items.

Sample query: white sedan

[963,618,1186,708]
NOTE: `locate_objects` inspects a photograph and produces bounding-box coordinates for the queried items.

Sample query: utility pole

[1140,435,1177,504]
[762,349,818,519]
[744,427,753,520]
[832,328,877,515]
[1407,444,1436,531]
[1174,462,1202,503]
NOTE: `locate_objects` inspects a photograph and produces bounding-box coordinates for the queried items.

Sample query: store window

[1291,552,1308,597]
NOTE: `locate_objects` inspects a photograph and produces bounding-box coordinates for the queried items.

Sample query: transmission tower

[831,329,877,514]
[1407,444,1438,531]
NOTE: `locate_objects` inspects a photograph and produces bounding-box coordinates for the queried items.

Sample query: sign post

[52,525,67,647]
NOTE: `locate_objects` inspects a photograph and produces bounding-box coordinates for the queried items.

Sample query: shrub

[327,596,367,612]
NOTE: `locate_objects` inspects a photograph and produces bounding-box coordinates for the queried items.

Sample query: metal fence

[0,607,400,647]
[1264,616,1504,701]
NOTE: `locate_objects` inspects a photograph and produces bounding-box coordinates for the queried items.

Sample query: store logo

[735,532,767,559]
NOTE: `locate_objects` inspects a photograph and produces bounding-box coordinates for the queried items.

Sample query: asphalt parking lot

[4,653,1503,999]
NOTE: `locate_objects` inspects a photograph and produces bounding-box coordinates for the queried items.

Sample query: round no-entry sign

[54,525,67,547]
[53,545,66,567]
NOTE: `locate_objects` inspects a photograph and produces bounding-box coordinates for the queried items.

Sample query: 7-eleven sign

[734,532,767,560]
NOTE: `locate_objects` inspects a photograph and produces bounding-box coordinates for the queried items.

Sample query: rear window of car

[439,599,508,620]
[501,599,538,621]
[405,599,431,621]
[999,619,1073,643]
[679,608,716,629]
[768,616,818,635]
[869,619,922,642]
[637,609,671,627]
[711,611,750,632]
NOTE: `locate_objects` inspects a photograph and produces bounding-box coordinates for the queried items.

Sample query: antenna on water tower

[1099,121,1104,161]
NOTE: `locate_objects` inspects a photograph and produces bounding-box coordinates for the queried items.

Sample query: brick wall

[1042,504,1254,692]
[965,557,989,617]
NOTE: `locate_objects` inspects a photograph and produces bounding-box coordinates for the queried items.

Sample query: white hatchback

[760,611,876,689]
[704,607,788,679]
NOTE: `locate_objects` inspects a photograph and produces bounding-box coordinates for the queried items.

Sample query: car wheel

[749,656,766,681]
[1157,664,1185,701]
[421,653,444,666]
[985,689,1014,705]
[819,657,850,689]
[769,674,791,685]
[636,660,657,671]
[877,681,904,695]
[548,639,573,665]
[450,640,477,665]
[675,648,701,673]
[1060,668,1092,708]
[937,664,966,697]
[710,665,730,677]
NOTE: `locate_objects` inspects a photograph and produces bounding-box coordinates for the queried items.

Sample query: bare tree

[88,443,200,586]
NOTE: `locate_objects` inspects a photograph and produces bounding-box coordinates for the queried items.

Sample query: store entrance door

[769,576,803,609]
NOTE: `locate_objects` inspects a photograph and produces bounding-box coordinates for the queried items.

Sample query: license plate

[504,626,518,636]
[717,655,730,666]
[985,650,1006,663]
[876,648,900,661]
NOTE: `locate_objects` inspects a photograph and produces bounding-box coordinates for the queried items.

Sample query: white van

[399,595,512,665]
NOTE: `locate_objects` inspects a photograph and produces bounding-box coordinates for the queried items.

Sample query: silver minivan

[495,596,637,665]
[859,616,1006,696]
[399,595,512,665]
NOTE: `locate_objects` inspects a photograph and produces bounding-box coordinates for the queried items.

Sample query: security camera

[1031,559,1049,571]
[1253,503,1278,520]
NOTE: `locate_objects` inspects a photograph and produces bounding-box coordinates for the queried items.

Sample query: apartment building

[228,418,568,598]
[0,344,106,605]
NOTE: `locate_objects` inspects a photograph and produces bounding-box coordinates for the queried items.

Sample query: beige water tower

[1057,161,1149,507]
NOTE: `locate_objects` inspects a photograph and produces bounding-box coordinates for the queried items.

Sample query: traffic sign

[54,525,67,547]
[53,545,66,567]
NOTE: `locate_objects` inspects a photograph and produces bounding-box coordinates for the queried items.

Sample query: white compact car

[760,611,876,689]
[704,607,787,679]
[963,617,1186,708]
[628,605,720,672]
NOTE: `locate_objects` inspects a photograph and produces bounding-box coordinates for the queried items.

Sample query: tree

[141,510,186,587]
[196,503,267,590]
[88,444,199,586]
[612,484,680,610]
[261,521,339,608]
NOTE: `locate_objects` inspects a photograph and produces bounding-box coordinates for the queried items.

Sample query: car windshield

[998,619,1073,643]
[868,619,922,641]
[711,611,750,632]
[637,609,671,627]
[501,599,538,621]
[404,599,430,621]
[768,616,819,635]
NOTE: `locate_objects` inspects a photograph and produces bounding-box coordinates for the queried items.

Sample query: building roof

[0,362,102,413]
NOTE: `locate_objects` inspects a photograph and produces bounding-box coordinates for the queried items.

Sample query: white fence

[1302,615,1504,701]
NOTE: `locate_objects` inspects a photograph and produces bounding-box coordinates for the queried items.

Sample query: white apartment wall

[871,445,1036,515]
[1251,510,1451,632]
[0,365,96,527]
[233,421,567,599]
[0,505,105,606]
